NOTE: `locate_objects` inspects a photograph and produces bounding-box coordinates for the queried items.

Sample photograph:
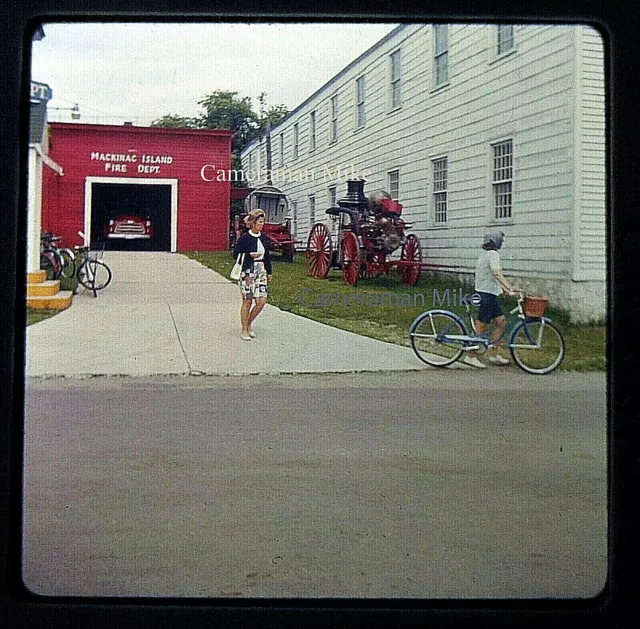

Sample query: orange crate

[523,296,549,318]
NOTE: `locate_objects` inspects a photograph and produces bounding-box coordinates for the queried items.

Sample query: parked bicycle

[409,293,565,374]
[73,239,112,298]
[40,232,76,280]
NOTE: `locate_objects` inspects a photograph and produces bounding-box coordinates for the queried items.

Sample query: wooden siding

[575,26,606,280]
[242,24,604,284]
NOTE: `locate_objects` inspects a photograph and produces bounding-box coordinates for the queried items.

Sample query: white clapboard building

[241,24,606,322]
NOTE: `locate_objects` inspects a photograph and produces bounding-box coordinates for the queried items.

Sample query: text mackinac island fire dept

[90,152,174,174]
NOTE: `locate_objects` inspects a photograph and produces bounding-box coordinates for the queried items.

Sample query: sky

[30,22,400,125]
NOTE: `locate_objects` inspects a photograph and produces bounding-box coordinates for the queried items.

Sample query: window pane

[435,25,448,55]
[391,50,401,81]
[436,53,448,85]
[498,25,514,55]
[388,171,399,200]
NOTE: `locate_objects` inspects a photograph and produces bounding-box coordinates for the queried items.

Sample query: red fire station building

[41,123,233,251]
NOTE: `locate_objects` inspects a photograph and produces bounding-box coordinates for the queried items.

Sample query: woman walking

[233,209,273,340]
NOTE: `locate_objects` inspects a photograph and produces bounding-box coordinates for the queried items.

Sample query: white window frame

[433,25,449,88]
[330,95,338,144]
[432,157,448,224]
[355,75,366,129]
[309,110,316,152]
[491,139,514,221]
[389,49,402,110]
[387,169,400,201]
[293,123,299,160]
[309,194,316,225]
[279,133,284,167]
[497,25,515,56]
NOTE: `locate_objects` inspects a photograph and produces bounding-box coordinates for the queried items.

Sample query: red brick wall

[42,123,232,251]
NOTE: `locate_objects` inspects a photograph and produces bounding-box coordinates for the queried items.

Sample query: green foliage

[150,114,200,129]
[152,90,290,176]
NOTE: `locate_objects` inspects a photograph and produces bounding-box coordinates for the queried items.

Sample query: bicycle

[409,293,565,374]
[73,237,112,298]
[41,232,76,279]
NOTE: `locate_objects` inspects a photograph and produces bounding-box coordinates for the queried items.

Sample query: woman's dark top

[233,232,273,275]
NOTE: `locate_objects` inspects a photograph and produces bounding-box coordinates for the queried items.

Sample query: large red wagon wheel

[341,231,361,286]
[400,234,422,286]
[306,223,333,278]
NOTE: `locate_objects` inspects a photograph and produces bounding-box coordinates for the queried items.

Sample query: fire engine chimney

[338,179,367,210]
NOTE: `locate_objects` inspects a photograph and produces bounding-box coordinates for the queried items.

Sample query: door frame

[84,177,179,252]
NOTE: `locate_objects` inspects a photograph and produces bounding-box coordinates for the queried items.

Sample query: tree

[151,90,289,175]
[150,114,199,129]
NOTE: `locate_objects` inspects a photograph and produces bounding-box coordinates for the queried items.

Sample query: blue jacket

[233,232,273,275]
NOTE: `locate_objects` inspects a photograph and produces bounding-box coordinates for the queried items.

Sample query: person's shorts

[239,261,268,300]
[477,291,503,323]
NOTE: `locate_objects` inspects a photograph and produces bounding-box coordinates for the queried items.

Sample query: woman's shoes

[240,332,252,341]
[248,330,256,338]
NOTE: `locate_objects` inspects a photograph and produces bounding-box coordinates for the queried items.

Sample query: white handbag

[230,253,244,281]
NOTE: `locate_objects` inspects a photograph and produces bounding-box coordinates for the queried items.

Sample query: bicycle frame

[415,295,549,351]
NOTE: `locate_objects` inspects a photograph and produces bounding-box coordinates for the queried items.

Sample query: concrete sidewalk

[26,252,434,377]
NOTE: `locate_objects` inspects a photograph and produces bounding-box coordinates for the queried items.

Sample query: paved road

[23,371,607,599]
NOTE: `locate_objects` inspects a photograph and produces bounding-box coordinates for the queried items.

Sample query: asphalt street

[23,370,607,599]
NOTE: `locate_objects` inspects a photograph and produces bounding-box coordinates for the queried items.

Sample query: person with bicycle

[466,231,520,368]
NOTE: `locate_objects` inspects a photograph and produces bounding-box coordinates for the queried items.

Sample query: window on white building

[434,25,449,87]
[432,157,448,223]
[390,49,402,109]
[330,95,338,143]
[309,194,316,225]
[309,111,316,152]
[356,76,366,129]
[279,133,284,166]
[247,152,253,180]
[492,140,513,220]
[291,201,298,238]
[388,169,400,201]
[293,123,299,160]
[328,185,337,208]
[497,25,515,55]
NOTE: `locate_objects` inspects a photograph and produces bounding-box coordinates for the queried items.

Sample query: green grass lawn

[187,252,606,372]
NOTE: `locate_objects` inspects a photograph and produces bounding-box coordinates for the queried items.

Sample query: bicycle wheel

[409,310,467,367]
[77,259,112,291]
[509,319,565,374]
[59,249,76,279]
[40,251,62,280]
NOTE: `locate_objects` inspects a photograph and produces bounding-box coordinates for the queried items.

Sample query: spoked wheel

[40,251,62,280]
[409,310,467,367]
[59,249,76,279]
[306,223,333,278]
[341,231,361,286]
[77,259,112,292]
[509,319,565,374]
[400,234,422,286]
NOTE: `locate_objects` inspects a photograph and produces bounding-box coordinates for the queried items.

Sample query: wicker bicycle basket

[523,296,549,318]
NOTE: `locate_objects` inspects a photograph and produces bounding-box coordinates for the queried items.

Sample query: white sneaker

[463,356,487,369]
[240,333,252,341]
[486,354,510,365]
